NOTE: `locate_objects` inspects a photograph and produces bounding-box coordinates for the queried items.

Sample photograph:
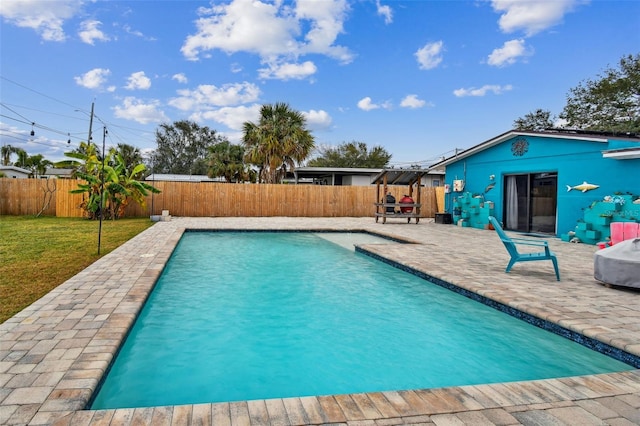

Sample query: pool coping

[1,217,639,425]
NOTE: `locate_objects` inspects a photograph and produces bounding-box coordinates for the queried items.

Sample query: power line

[0,102,155,152]
[1,75,82,110]
[1,102,98,132]
[0,111,82,140]
[0,103,34,124]
[0,113,32,126]
[0,133,29,143]
[1,77,158,148]
[1,127,78,144]
[0,131,72,148]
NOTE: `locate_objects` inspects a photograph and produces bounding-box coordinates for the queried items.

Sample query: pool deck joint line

[1,217,639,425]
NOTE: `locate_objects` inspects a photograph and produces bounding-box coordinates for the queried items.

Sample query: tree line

[5,53,636,182]
[148,103,391,183]
[1,145,53,178]
[513,53,639,132]
[2,53,637,218]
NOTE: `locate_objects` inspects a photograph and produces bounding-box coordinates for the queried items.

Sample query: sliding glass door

[504,173,557,234]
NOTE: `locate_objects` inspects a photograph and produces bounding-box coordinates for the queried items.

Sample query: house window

[504,172,557,233]
[432,179,440,187]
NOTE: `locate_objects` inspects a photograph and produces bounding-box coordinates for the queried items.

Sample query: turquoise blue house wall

[442,133,640,239]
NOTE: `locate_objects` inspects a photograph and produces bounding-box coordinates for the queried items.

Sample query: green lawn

[0,216,153,323]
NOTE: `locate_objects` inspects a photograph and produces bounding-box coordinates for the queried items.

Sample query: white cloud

[220,130,245,144]
[295,0,351,60]
[302,109,332,130]
[168,82,261,111]
[358,97,378,111]
[0,122,28,144]
[376,0,393,24]
[181,0,291,60]
[0,0,82,41]
[181,0,352,78]
[122,24,143,38]
[74,68,111,90]
[172,73,188,84]
[453,84,513,97]
[78,20,109,45]
[112,97,168,124]
[554,118,569,128]
[125,71,152,90]
[193,104,262,131]
[400,94,426,109]
[491,0,581,37]
[258,61,317,80]
[415,41,444,70]
[487,39,533,67]
[357,97,391,111]
[230,63,243,73]
[122,24,155,41]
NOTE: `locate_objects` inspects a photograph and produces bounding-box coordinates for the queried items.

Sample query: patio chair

[488,216,560,281]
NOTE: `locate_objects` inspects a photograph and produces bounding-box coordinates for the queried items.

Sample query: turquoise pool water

[91,232,633,409]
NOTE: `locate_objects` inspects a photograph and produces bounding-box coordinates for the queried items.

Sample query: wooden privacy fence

[0,178,59,216]
[0,178,444,218]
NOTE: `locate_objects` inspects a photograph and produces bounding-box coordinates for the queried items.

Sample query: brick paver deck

[1,217,639,425]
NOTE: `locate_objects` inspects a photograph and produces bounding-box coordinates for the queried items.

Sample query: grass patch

[0,216,153,323]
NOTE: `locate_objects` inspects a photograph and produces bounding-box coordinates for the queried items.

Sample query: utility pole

[98,125,107,255]
[87,101,94,145]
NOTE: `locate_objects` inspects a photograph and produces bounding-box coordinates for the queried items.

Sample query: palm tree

[1,145,20,165]
[112,143,144,179]
[0,145,29,168]
[207,141,255,183]
[24,154,53,178]
[242,103,315,183]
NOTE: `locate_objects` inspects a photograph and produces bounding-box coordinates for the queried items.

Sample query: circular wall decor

[511,138,529,156]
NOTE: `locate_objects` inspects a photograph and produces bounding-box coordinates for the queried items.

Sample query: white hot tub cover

[594,238,640,288]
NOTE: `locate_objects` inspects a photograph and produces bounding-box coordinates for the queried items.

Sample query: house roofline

[602,148,640,160]
[428,129,610,169]
[0,165,31,174]
[294,167,383,174]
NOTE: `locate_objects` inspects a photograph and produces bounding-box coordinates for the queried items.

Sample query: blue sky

[1,0,638,166]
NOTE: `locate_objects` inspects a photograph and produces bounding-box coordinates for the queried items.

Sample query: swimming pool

[91,231,633,409]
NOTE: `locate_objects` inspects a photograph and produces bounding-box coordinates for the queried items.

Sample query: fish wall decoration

[566,181,599,192]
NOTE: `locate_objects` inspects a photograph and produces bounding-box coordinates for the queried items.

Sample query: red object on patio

[611,222,639,245]
[400,195,414,213]
[598,222,640,249]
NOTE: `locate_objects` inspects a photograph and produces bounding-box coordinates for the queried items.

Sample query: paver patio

[1,217,639,425]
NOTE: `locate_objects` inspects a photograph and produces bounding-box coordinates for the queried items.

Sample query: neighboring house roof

[290,167,443,186]
[293,166,443,178]
[0,165,31,177]
[43,168,74,178]
[293,167,382,179]
[429,129,640,168]
[601,147,640,160]
[145,174,225,182]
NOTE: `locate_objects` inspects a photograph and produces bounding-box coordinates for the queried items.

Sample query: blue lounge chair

[488,216,560,281]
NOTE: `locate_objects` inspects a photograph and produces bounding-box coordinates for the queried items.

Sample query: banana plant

[62,142,160,219]
[105,151,160,218]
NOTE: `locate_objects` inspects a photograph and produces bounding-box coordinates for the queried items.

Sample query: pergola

[372,168,430,224]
